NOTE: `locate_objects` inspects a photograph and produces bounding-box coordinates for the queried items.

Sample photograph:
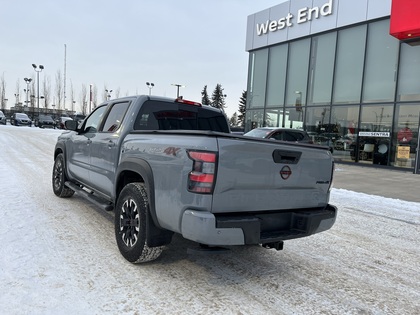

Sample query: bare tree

[30,80,36,118]
[93,85,98,109]
[42,75,52,109]
[15,79,21,105]
[115,87,120,98]
[69,81,75,114]
[0,74,6,111]
[80,84,88,115]
[55,70,63,110]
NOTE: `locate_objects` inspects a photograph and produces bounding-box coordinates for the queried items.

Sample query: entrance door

[356,105,393,165]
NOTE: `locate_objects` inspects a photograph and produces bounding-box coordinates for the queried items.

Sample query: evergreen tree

[210,84,226,111]
[229,112,238,126]
[201,85,211,105]
[237,90,247,127]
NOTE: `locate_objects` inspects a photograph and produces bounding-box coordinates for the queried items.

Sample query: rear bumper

[181,204,337,246]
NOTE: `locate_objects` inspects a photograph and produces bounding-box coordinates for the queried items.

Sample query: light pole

[32,64,44,116]
[24,78,32,109]
[171,83,185,98]
[146,82,154,95]
[105,89,112,101]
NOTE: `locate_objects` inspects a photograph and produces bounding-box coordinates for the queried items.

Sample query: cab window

[81,106,107,133]
[102,101,130,132]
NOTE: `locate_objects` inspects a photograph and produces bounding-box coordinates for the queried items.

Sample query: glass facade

[246,18,420,170]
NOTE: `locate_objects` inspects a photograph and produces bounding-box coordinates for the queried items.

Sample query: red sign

[397,127,413,143]
[390,0,420,40]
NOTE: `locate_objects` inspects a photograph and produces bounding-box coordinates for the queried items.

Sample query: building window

[245,109,266,130]
[308,32,337,106]
[248,49,268,109]
[285,38,310,107]
[330,105,360,162]
[265,108,284,127]
[397,43,420,101]
[266,45,288,108]
[332,25,367,104]
[362,20,399,103]
[391,104,419,168]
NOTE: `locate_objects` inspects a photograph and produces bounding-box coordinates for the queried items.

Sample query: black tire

[115,183,163,263]
[52,153,74,198]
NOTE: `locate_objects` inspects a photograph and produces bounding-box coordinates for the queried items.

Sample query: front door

[89,101,130,196]
[356,105,393,165]
[66,105,107,184]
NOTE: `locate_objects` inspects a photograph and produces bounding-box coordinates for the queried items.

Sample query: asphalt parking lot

[334,163,420,203]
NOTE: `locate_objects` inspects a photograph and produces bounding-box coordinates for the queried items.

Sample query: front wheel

[52,153,74,198]
[115,183,163,263]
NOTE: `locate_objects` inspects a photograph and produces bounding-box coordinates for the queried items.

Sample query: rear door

[211,137,333,213]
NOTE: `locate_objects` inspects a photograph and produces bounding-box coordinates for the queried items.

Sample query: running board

[65,181,114,212]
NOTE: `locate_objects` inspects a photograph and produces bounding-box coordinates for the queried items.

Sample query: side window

[82,106,107,133]
[283,131,304,141]
[102,102,130,132]
[270,132,283,140]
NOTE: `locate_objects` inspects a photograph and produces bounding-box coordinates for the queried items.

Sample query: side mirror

[65,120,78,131]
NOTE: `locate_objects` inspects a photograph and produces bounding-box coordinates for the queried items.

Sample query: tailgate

[211,137,333,213]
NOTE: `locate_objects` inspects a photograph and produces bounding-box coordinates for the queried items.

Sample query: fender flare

[115,158,173,247]
[115,158,155,211]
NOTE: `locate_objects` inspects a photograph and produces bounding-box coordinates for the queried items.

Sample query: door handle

[108,140,115,148]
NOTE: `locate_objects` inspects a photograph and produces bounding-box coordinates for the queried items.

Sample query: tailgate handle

[272,150,301,164]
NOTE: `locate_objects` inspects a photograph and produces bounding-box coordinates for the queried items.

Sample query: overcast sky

[1,0,283,117]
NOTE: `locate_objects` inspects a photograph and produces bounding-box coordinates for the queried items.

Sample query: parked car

[0,110,6,125]
[312,135,334,153]
[244,127,313,143]
[35,115,56,128]
[11,113,31,126]
[334,135,354,151]
[230,126,244,135]
[71,113,86,126]
[56,117,73,129]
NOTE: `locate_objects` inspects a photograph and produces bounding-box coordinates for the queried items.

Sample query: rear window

[134,100,229,133]
[283,131,306,141]
[243,129,273,138]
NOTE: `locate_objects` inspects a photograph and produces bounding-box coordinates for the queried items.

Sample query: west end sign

[256,0,334,36]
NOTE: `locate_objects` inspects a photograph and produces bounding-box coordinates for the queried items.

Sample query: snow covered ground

[0,125,419,315]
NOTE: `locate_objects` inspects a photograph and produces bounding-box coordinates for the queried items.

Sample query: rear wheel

[115,183,163,263]
[52,153,74,197]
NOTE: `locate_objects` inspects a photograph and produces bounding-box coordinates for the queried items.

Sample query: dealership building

[245,0,420,171]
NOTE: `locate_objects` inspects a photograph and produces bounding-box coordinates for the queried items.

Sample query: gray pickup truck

[52,95,337,263]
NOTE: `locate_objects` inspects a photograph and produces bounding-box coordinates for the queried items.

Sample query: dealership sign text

[257,0,333,36]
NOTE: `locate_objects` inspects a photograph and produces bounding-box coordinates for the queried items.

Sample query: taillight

[175,98,202,106]
[328,161,335,192]
[187,150,217,193]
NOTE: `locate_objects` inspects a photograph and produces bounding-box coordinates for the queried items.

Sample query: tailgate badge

[280,166,292,180]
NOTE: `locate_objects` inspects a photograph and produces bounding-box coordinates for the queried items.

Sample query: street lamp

[24,78,32,109]
[32,64,44,116]
[171,83,185,98]
[146,82,154,95]
[105,89,112,101]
